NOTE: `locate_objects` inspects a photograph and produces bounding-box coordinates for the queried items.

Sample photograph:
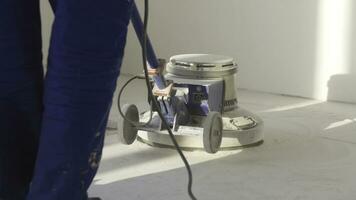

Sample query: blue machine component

[158,97,175,125]
[175,81,224,116]
[131,2,158,68]
[131,1,181,124]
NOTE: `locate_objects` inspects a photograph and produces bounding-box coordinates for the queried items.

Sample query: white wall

[40,0,356,103]
[40,0,54,67]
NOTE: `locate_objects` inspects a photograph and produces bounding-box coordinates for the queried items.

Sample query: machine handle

[130,1,166,89]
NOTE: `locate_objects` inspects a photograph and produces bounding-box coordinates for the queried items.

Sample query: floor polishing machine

[117,2,264,154]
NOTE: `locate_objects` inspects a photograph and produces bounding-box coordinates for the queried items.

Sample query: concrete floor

[89,75,356,200]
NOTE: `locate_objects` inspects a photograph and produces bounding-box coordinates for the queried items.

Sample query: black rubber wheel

[203,112,223,154]
[118,104,139,145]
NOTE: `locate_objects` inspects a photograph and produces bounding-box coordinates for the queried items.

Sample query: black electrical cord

[117,75,153,126]
[141,1,197,199]
[117,1,197,199]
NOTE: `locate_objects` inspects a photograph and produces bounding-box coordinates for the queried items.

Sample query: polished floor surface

[89,75,356,200]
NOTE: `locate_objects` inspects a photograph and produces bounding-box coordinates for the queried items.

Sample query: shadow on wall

[236,0,320,99]
[352,0,356,76]
[38,1,356,104]
[122,0,321,100]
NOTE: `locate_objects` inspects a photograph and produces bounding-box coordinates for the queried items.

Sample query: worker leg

[27,0,132,200]
[0,0,43,199]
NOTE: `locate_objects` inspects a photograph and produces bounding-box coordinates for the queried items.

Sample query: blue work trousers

[0,0,132,199]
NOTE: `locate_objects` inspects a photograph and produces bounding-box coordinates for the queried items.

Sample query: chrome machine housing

[137,54,264,150]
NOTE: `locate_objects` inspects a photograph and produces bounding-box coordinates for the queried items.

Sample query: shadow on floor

[91,98,356,200]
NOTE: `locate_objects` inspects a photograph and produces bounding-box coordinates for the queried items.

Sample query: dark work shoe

[88,198,102,200]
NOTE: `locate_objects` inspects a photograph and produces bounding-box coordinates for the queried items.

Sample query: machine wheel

[118,104,139,145]
[203,112,223,154]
